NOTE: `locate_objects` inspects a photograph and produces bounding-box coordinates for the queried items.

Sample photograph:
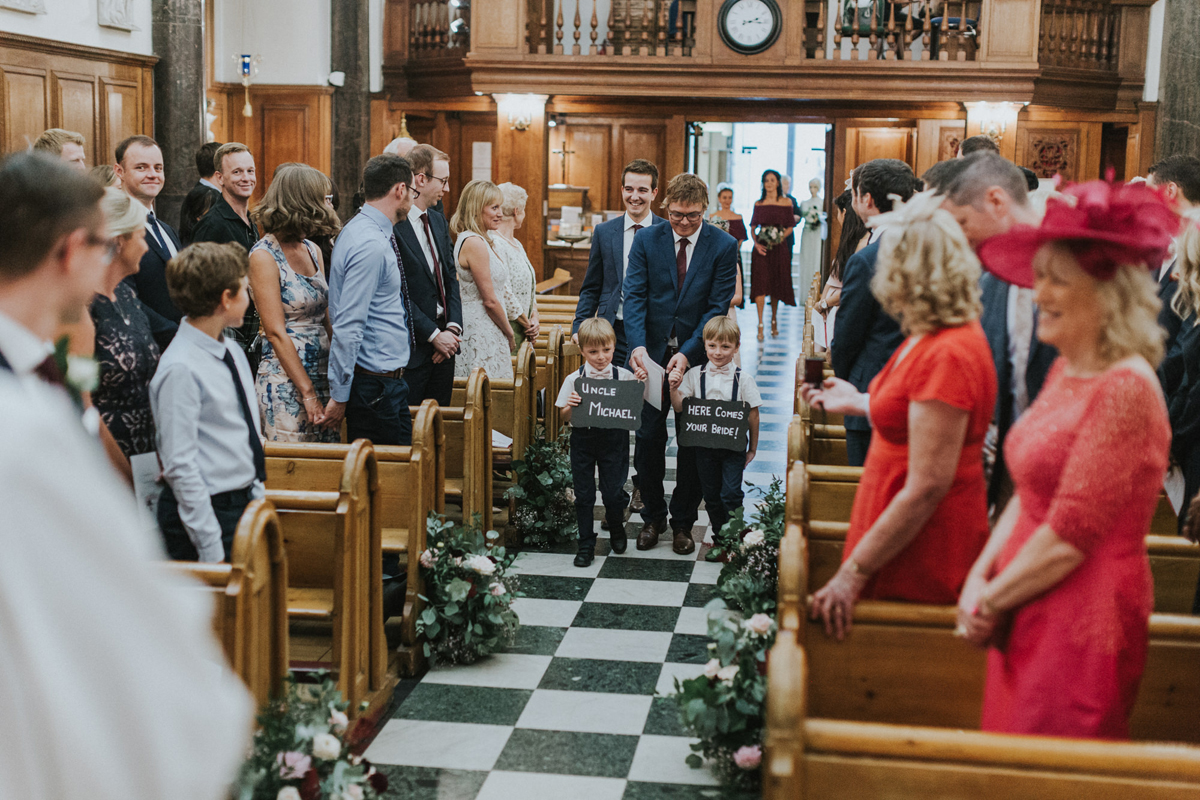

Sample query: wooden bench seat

[764,635,1200,800]
[441,368,492,532]
[170,498,288,710]
[263,440,395,717]
[532,326,567,438]
[535,267,574,295]
[452,341,535,473]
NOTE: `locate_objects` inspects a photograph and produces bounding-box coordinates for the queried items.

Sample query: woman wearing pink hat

[956,180,1178,739]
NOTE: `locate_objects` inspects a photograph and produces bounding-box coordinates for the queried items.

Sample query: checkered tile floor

[366,304,801,799]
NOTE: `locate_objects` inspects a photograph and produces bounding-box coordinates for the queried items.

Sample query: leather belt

[354,365,406,380]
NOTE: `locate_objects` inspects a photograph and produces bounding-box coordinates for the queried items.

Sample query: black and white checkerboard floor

[366,304,801,799]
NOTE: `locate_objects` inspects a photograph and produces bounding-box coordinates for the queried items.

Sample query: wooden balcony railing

[1039,0,1120,70]
[409,0,470,56]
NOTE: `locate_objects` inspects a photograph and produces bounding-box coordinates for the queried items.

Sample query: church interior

[2,0,1200,798]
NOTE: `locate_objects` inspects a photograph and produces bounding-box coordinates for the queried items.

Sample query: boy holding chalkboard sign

[668,316,761,535]
[557,318,647,567]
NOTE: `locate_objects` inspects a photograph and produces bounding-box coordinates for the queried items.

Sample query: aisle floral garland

[416,514,522,666]
[672,478,785,790]
[505,425,577,548]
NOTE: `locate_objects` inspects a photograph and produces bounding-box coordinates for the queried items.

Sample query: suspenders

[699,365,740,401]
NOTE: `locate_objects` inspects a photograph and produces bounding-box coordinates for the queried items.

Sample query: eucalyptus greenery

[416,513,521,665]
[504,425,576,548]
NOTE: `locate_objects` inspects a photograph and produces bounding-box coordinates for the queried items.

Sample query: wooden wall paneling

[100,79,140,166]
[52,71,97,166]
[665,114,687,185]
[846,126,916,171]
[370,97,393,157]
[1125,101,1157,180]
[471,0,526,54]
[494,95,547,274]
[977,0,1040,63]
[453,115,497,213]
[557,124,611,213]
[1015,122,1084,181]
[616,123,667,208]
[915,119,965,176]
[2,66,48,154]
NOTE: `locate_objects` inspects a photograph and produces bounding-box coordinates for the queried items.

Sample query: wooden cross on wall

[552,146,576,182]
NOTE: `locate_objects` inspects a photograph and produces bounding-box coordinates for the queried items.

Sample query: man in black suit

[178,141,222,245]
[939,153,1055,508]
[393,145,462,406]
[1148,155,1200,377]
[831,159,920,466]
[114,135,181,349]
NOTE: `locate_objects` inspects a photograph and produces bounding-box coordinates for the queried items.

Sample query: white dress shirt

[677,362,763,408]
[0,310,53,387]
[619,212,652,320]
[150,320,265,562]
[556,363,637,418]
[0,371,253,800]
[146,205,178,258]
[406,203,454,334]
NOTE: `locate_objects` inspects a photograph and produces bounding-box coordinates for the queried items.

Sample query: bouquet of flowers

[234,677,390,800]
[804,205,822,231]
[754,225,787,250]
[416,513,521,665]
[707,215,731,234]
[505,425,575,548]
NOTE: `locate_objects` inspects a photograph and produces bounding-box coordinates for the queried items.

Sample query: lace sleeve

[496,242,522,321]
[1045,369,1170,554]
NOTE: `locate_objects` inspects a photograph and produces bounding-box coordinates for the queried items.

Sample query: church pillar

[151,0,206,227]
[494,94,548,277]
[1155,0,1200,158]
[331,0,371,220]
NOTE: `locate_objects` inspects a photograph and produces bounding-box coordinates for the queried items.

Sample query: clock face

[720,0,781,55]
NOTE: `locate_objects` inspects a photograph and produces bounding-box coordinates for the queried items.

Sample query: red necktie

[34,355,65,387]
[632,223,643,233]
[421,212,449,321]
[676,238,689,291]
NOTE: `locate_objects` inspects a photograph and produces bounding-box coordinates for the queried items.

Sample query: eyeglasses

[668,211,704,223]
[423,173,449,189]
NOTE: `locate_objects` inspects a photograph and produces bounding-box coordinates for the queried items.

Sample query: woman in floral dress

[248,164,342,442]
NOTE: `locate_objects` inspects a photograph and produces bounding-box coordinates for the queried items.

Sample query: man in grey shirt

[323,154,417,446]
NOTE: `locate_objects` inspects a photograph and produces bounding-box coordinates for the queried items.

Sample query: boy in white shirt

[557,317,646,567]
[668,315,761,535]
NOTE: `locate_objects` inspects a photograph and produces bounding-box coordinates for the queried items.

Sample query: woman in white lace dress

[451,179,515,382]
[494,182,540,354]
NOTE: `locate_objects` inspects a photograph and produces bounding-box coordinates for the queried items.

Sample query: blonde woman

[961,180,1176,738]
[800,191,997,639]
[248,163,341,441]
[494,182,540,353]
[451,179,514,381]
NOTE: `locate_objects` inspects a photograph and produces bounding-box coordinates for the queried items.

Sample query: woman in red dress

[750,170,796,341]
[960,180,1178,739]
[801,192,997,639]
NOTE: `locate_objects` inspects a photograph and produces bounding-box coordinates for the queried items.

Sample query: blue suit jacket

[573,213,667,334]
[623,221,738,368]
[831,241,905,432]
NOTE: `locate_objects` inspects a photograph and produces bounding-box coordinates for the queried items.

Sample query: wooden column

[332,0,371,221]
[665,114,688,181]
[151,0,205,227]
[494,94,548,276]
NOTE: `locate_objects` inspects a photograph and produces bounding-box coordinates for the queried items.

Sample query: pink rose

[490,582,506,597]
[733,744,762,770]
[277,751,311,780]
[744,613,773,636]
[419,549,435,568]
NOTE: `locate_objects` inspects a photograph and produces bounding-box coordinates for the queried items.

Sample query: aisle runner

[365,304,801,800]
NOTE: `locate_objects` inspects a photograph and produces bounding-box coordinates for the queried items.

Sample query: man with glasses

[392,144,462,406]
[324,154,419,446]
[623,173,739,554]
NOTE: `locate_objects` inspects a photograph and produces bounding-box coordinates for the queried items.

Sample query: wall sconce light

[966,101,1022,147]
[233,53,262,117]
[494,93,548,132]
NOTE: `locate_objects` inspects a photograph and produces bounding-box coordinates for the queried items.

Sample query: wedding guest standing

[495,182,540,353]
[750,169,796,341]
[814,188,869,351]
[179,141,222,245]
[802,193,996,639]
[958,180,1176,739]
[90,187,160,479]
[710,183,747,311]
[32,128,87,171]
[798,178,825,300]
[452,179,516,383]
[248,163,341,442]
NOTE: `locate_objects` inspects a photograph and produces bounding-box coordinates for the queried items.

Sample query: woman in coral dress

[801,194,996,639]
[960,180,1177,739]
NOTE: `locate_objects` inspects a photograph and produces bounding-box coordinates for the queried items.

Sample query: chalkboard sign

[677,398,751,452]
[572,377,643,430]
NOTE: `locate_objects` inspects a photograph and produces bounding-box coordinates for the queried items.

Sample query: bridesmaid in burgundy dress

[958,180,1178,739]
[710,184,747,311]
[750,170,796,341]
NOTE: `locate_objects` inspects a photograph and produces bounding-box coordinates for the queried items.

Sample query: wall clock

[718,0,782,56]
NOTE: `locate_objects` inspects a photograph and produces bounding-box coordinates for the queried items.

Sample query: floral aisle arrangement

[416,513,521,665]
[672,479,785,789]
[754,225,787,250]
[504,425,576,548]
[235,677,390,800]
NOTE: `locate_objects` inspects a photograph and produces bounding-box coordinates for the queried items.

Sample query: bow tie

[588,368,613,379]
[707,364,733,376]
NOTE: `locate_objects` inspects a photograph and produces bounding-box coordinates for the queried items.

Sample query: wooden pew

[453,341,536,472]
[779,464,1200,743]
[535,267,573,295]
[170,498,289,710]
[263,440,396,718]
[764,635,1200,800]
[532,325,567,439]
[265,401,444,675]
[787,413,848,473]
[442,367,493,532]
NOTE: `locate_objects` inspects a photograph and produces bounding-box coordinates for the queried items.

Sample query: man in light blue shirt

[324,154,417,445]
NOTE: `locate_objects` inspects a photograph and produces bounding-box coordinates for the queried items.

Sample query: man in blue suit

[832,159,920,466]
[624,174,738,554]
[939,153,1055,508]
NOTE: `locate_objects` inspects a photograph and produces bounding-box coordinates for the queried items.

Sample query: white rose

[66,355,100,393]
[343,785,364,800]
[744,613,774,636]
[717,664,739,683]
[328,709,349,734]
[741,529,765,550]
[419,549,435,569]
[703,658,721,679]
[465,554,496,575]
[277,789,302,800]
[311,732,341,761]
